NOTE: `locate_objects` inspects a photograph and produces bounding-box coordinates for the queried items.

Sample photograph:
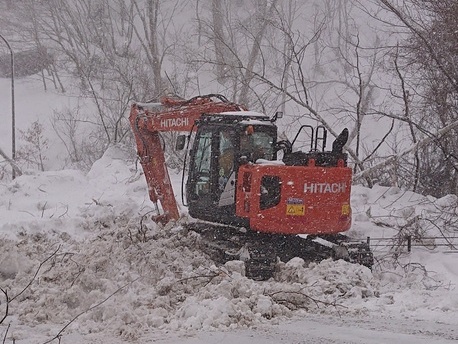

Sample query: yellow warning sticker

[286,204,305,216]
[341,204,350,216]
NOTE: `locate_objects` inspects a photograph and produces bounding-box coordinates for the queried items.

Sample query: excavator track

[185,222,374,280]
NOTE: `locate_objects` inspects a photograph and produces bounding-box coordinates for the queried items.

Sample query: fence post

[367,236,370,246]
[407,235,412,252]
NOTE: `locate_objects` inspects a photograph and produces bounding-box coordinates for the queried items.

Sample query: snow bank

[0,219,379,341]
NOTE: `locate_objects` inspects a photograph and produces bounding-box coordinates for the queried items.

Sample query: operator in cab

[240,125,275,163]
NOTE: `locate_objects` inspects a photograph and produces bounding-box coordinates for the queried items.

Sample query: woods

[0,0,456,197]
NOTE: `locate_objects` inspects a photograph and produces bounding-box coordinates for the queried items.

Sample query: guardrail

[361,236,458,252]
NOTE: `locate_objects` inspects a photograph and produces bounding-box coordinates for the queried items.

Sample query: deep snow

[0,145,457,343]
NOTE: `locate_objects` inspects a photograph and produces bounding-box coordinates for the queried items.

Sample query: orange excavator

[130,94,373,279]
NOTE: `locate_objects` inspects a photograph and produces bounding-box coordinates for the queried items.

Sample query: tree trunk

[212,0,228,83]
[238,0,278,105]
[148,0,163,95]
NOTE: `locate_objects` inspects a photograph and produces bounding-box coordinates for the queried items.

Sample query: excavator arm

[129,94,246,224]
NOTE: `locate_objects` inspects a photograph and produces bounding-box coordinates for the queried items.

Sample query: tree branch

[42,277,140,344]
[0,146,22,178]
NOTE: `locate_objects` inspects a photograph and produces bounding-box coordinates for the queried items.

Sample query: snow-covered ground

[1,144,458,343]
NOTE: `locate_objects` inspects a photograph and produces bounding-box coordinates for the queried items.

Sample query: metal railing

[361,236,458,252]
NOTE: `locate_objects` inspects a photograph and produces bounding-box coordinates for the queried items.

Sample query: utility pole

[0,34,16,179]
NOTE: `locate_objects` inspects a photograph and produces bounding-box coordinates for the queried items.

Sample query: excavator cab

[185,112,277,226]
[182,110,353,237]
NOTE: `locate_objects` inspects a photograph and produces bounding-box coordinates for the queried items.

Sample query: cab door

[186,126,239,223]
[186,128,216,211]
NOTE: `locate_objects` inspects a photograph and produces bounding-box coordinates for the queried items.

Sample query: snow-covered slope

[1,146,457,343]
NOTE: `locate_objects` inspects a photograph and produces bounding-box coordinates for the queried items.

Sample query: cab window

[240,131,275,161]
[192,130,212,195]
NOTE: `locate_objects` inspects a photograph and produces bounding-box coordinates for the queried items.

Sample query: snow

[0,145,457,343]
[221,111,267,118]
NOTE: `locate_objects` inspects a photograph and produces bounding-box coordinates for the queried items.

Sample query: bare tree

[376,0,458,196]
[16,120,49,171]
[8,0,458,197]
[237,0,279,105]
[211,0,230,83]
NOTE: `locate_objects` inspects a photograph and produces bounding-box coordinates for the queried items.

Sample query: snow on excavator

[129,94,373,279]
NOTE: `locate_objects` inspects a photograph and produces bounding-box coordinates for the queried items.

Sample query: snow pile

[350,183,458,325]
[1,147,458,342]
[351,184,458,239]
[1,219,378,341]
